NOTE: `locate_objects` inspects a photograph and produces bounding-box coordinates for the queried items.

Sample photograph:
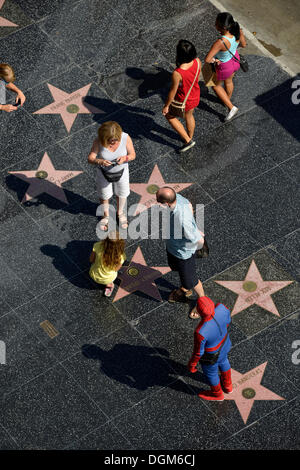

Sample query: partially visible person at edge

[156,187,208,318]
[89,230,126,297]
[88,121,136,231]
[205,12,246,121]
[162,40,201,153]
[188,296,233,401]
[0,63,26,112]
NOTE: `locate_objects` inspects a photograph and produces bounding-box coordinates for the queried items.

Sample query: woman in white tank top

[88,121,136,230]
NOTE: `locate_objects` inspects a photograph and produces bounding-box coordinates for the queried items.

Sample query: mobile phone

[15,99,21,107]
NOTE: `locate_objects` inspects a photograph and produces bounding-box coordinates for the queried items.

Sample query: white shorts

[96,165,130,200]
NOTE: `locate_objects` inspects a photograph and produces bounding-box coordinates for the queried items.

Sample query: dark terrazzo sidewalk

[0,0,299,451]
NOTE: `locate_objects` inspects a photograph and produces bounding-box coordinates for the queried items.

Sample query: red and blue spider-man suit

[188,296,233,401]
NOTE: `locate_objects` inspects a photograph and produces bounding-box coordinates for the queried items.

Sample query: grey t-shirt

[0,80,6,105]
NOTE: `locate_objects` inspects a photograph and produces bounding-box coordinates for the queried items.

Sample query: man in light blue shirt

[156,187,208,318]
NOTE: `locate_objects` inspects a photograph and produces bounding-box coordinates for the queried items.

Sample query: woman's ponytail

[216,12,241,40]
[230,21,240,40]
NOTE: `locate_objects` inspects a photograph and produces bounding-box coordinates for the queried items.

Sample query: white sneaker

[225,106,238,121]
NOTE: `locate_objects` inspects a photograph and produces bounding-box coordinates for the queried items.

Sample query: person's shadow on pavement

[125,66,171,99]
[41,241,96,287]
[82,343,207,393]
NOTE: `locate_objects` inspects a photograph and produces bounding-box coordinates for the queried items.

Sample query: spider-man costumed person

[188,296,233,401]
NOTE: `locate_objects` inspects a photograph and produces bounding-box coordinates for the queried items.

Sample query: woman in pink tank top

[162,40,201,153]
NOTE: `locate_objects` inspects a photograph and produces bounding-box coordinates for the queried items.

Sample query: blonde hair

[102,230,125,270]
[98,121,122,147]
[0,63,15,83]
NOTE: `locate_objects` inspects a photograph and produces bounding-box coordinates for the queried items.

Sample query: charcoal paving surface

[0,0,299,450]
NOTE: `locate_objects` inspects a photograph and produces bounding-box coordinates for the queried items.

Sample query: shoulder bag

[169,58,200,118]
[221,38,249,72]
[202,62,217,87]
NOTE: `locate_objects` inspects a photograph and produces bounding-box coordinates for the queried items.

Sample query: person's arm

[162,70,181,115]
[183,203,204,247]
[188,330,206,373]
[6,82,26,105]
[205,39,223,64]
[116,135,136,165]
[87,138,112,167]
[0,103,18,112]
[238,29,247,48]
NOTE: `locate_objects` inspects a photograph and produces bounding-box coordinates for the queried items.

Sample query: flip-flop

[189,307,201,320]
[104,283,114,297]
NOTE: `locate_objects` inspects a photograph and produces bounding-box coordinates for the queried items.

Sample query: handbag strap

[183,58,200,105]
[220,38,240,64]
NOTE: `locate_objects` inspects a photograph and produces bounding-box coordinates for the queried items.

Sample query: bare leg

[165,113,191,143]
[212,81,233,110]
[185,109,196,139]
[181,280,204,297]
[99,199,110,231]
[193,280,205,298]
[188,280,205,319]
[117,196,128,229]
[117,196,127,215]
[224,74,235,99]
[100,199,109,217]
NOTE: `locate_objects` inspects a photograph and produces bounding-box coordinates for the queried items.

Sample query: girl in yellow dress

[89,231,126,297]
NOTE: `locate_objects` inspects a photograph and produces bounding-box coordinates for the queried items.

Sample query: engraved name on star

[8,152,83,204]
[130,164,193,215]
[215,260,293,317]
[113,246,171,302]
[33,83,102,133]
[224,362,284,424]
[0,0,18,27]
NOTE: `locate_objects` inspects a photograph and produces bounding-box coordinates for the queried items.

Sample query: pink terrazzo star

[113,246,171,302]
[215,260,293,317]
[0,0,18,26]
[130,164,193,215]
[8,152,83,204]
[33,83,102,133]
[224,362,284,424]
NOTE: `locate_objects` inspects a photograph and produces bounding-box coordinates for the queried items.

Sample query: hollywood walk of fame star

[224,362,284,424]
[113,246,171,302]
[33,83,102,133]
[0,0,18,27]
[130,164,193,215]
[8,152,83,204]
[215,260,293,317]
